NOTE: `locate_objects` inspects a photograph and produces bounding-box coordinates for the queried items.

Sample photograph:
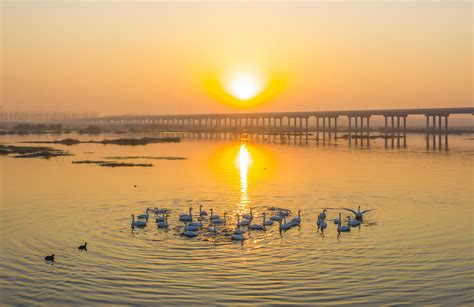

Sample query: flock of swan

[45,206,374,262]
[130,205,374,241]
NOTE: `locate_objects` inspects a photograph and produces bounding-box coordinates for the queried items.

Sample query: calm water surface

[1,133,473,305]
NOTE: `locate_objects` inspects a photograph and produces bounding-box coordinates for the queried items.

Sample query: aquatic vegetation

[103,156,187,160]
[78,125,102,134]
[72,160,153,167]
[13,151,72,159]
[99,137,180,145]
[0,144,71,159]
[20,138,81,145]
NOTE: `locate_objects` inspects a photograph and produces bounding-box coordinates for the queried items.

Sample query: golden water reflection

[237,143,251,212]
[209,140,276,216]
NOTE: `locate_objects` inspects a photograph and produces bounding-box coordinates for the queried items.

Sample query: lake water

[1,132,473,305]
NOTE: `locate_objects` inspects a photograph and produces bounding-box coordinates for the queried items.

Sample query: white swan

[270,214,282,222]
[238,217,250,226]
[155,208,169,214]
[157,215,168,228]
[231,232,244,241]
[182,223,198,237]
[263,213,273,226]
[318,217,327,230]
[210,209,220,220]
[234,216,246,235]
[211,213,226,224]
[243,208,253,221]
[347,216,361,227]
[138,209,149,220]
[131,214,147,228]
[318,209,327,220]
[249,214,265,230]
[290,210,301,226]
[189,215,202,228]
[279,217,292,230]
[344,206,373,220]
[337,213,351,233]
[179,207,193,222]
[199,205,207,216]
[155,213,165,223]
[231,217,245,241]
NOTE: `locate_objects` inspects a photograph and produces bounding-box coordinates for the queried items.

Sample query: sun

[226,73,262,101]
[202,64,286,109]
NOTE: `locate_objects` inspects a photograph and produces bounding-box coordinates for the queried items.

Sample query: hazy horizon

[2,1,472,115]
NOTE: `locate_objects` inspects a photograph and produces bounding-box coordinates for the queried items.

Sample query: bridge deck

[94,107,473,120]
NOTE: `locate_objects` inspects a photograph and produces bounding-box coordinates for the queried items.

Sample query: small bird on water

[44,254,54,262]
[78,242,87,251]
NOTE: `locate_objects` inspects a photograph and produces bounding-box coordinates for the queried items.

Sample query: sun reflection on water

[209,140,276,217]
[237,142,252,212]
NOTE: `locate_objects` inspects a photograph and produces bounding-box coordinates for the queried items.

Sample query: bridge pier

[316,117,320,143]
[322,117,326,144]
[425,114,449,150]
[348,116,352,146]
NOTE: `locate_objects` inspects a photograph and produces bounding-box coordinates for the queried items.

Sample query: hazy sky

[1,1,472,115]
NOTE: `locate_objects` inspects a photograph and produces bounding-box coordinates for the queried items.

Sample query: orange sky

[1,1,472,115]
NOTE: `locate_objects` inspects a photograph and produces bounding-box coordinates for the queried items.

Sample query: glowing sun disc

[226,74,263,101]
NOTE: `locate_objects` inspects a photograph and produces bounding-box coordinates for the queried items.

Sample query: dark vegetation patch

[78,125,102,134]
[20,137,180,146]
[0,124,63,135]
[72,160,153,167]
[103,156,187,160]
[98,137,180,145]
[0,145,71,159]
[20,138,81,145]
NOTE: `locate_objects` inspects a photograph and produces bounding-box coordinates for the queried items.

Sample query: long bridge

[77,107,473,150]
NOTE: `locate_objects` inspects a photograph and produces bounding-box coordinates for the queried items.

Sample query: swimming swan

[189,215,202,228]
[337,213,351,233]
[317,217,327,230]
[155,213,166,223]
[138,209,149,220]
[243,208,253,221]
[250,214,265,230]
[263,212,274,226]
[279,217,292,230]
[199,205,207,216]
[131,214,147,228]
[344,206,373,221]
[238,217,250,227]
[211,213,227,224]
[157,215,169,228]
[347,216,361,227]
[318,209,327,220]
[210,209,220,220]
[179,207,193,222]
[231,218,245,241]
[234,216,246,235]
[182,223,198,237]
[290,210,301,226]
[155,208,169,214]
